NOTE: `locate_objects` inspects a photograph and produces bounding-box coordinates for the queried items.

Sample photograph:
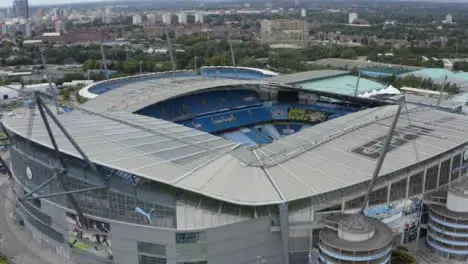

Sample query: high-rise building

[177,12,187,24]
[162,12,172,25]
[0,9,7,19]
[146,13,161,25]
[23,22,31,37]
[55,20,63,33]
[349,12,358,24]
[260,19,309,48]
[301,8,306,17]
[445,14,453,23]
[132,15,142,25]
[194,12,204,24]
[12,0,29,18]
[0,23,8,36]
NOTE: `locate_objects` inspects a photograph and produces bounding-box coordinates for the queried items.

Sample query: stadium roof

[295,75,386,96]
[5,97,468,205]
[81,77,273,113]
[201,66,279,76]
[267,69,348,84]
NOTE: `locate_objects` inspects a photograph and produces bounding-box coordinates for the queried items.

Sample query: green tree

[391,248,416,264]
[75,92,88,104]
[340,48,357,59]
[83,60,100,70]
[206,55,229,66]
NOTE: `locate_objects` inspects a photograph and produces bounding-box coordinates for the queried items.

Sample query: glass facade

[176,232,205,244]
[11,135,176,228]
[425,165,439,192]
[137,242,167,264]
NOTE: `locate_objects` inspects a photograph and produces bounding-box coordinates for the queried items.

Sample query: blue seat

[244,128,272,145]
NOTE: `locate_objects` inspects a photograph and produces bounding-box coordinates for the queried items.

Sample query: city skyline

[3,0,468,9]
[0,0,121,8]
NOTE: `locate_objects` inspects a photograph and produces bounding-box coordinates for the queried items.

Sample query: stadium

[2,66,468,264]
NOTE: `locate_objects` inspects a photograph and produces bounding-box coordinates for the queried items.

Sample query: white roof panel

[4,78,468,206]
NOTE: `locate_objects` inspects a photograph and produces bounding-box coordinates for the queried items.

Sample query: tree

[83,60,100,70]
[453,61,468,71]
[75,92,88,104]
[206,55,229,66]
[391,248,416,264]
[340,48,357,59]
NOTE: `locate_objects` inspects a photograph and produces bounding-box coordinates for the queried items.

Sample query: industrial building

[3,69,468,264]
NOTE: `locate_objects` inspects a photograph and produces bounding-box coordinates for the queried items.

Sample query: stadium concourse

[3,67,468,264]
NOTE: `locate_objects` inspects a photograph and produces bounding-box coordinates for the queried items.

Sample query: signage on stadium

[287,108,327,123]
[211,114,237,125]
[272,108,288,119]
[351,125,433,160]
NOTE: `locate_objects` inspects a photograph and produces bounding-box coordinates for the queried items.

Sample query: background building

[162,12,172,25]
[132,15,142,25]
[12,0,29,18]
[349,12,358,24]
[260,19,309,48]
[177,12,187,24]
[146,13,161,25]
[194,12,204,24]
[301,8,306,17]
[444,14,453,24]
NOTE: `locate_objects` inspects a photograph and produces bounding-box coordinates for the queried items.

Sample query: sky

[0,0,117,8]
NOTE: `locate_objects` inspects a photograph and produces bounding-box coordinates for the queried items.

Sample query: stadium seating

[243,128,273,145]
[274,123,305,136]
[256,125,281,140]
[137,89,262,120]
[185,106,272,133]
[201,68,276,80]
[135,89,361,147]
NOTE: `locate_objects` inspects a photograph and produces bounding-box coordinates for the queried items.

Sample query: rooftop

[81,77,271,113]
[295,75,386,96]
[5,97,468,206]
[321,215,392,251]
[267,69,348,84]
[339,214,375,234]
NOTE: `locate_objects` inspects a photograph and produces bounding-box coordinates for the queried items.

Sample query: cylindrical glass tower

[427,183,468,261]
[319,213,393,264]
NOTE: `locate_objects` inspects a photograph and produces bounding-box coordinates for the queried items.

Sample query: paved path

[0,176,75,264]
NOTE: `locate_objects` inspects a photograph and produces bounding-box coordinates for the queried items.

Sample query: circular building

[319,214,393,264]
[427,181,468,261]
